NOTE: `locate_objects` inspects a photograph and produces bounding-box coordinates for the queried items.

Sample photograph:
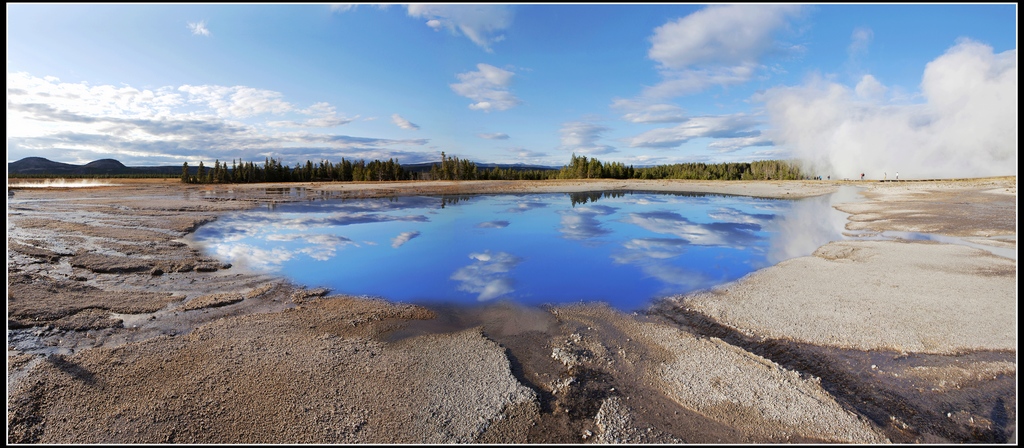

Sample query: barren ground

[6,177,1017,444]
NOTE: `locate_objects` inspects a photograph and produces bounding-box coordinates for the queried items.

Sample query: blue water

[194,190,853,311]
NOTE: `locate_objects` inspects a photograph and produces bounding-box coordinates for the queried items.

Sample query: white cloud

[7,73,431,166]
[450,250,522,301]
[559,121,616,155]
[628,114,762,149]
[188,20,210,36]
[270,102,357,128]
[329,4,357,13]
[706,136,774,153]
[407,4,513,52]
[212,244,293,272]
[854,74,887,101]
[478,132,510,140]
[649,4,801,69]
[476,221,509,229]
[391,114,420,130]
[391,231,421,248]
[505,147,547,159]
[450,63,521,112]
[557,205,617,240]
[621,211,763,248]
[642,64,758,98]
[644,4,802,98]
[178,85,294,118]
[757,39,1017,179]
[611,99,687,124]
[848,27,873,56]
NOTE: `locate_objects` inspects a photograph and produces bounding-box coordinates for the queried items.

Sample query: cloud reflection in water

[450,251,523,301]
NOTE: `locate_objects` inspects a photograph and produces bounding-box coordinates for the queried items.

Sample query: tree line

[181,157,411,184]
[179,153,808,184]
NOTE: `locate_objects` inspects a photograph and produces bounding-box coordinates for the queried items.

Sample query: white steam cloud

[758,39,1016,179]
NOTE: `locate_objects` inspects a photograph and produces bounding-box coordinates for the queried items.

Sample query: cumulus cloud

[450,250,523,301]
[6,73,431,165]
[450,63,521,112]
[477,132,510,140]
[391,231,421,248]
[178,85,294,118]
[559,121,616,155]
[644,4,802,98]
[756,39,1017,179]
[627,114,762,149]
[649,4,801,69]
[391,113,420,130]
[188,20,210,36]
[407,4,513,52]
[853,74,887,101]
[211,244,293,272]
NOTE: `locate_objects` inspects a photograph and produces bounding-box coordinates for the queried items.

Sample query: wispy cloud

[611,238,688,264]
[557,205,617,240]
[848,27,873,57]
[756,39,1018,179]
[476,220,510,229]
[559,121,616,155]
[706,136,774,153]
[505,147,548,159]
[450,250,522,301]
[477,132,510,140]
[627,114,762,149]
[407,4,513,52]
[450,63,521,112]
[504,200,548,213]
[188,20,210,36]
[611,99,687,124]
[391,231,421,248]
[621,210,763,247]
[391,113,420,130]
[329,4,357,13]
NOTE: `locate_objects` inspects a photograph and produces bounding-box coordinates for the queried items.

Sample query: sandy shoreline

[6,177,1017,443]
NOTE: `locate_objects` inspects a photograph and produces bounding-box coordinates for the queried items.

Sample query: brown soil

[6,177,1016,443]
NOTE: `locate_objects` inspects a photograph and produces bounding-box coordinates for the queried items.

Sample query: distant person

[896,172,899,180]
[861,173,865,180]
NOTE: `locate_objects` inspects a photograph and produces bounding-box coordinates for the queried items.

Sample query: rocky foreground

[6,178,1017,443]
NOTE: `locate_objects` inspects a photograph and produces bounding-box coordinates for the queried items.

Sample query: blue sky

[6,3,1018,178]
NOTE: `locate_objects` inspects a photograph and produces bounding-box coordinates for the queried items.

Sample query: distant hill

[8,157,184,176]
[7,157,84,175]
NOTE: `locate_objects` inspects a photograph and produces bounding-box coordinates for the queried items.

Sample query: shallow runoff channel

[193,188,873,311]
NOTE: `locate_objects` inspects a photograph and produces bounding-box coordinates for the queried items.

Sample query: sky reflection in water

[194,190,851,311]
